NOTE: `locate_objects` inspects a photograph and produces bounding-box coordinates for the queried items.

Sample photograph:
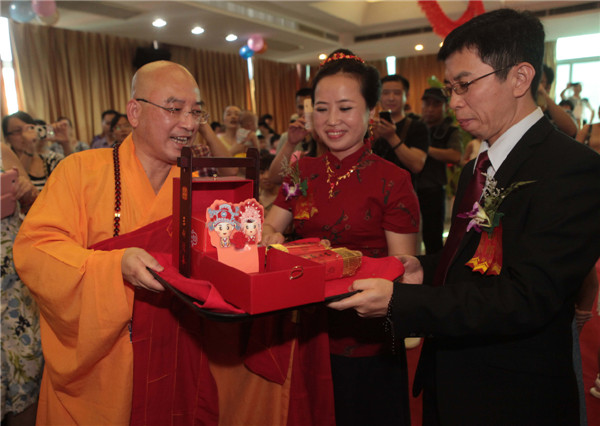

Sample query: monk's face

[130,63,202,165]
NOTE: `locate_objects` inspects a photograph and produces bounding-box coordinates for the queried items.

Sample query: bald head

[131,61,197,99]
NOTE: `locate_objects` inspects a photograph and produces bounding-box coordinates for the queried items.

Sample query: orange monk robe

[13,135,178,425]
[13,135,318,425]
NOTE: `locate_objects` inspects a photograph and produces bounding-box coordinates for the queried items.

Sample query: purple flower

[457,202,490,233]
[283,182,302,201]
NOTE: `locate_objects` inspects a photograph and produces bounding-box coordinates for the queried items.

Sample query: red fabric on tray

[92,216,337,425]
[94,217,405,314]
[153,252,246,314]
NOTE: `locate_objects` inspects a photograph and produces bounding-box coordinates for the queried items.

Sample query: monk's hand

[327,278,393,318]
[121,248,165,292]
[398,255,424,284]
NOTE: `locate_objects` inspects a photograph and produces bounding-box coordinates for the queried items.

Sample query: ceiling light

[152,18,167,28]
[225,34,238,42]
[318,53,327,60]
[439,42,444,47]
[415,44,424,51]
[191,26,205,35]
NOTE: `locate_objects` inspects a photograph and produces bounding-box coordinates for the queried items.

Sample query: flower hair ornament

[239,200,263,230]
[207,203,240,231]
[320,52,365,67]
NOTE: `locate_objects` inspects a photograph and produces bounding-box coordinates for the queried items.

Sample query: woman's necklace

[113,142,122,237]
[325,150,371,199]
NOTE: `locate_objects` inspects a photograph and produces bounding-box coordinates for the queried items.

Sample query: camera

[35,125,55,140]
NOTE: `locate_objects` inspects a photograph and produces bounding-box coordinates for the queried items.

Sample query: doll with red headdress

[232,199,264,250]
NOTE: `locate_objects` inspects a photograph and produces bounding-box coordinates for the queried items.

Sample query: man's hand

[398,255,424,284]
[374,118,397,142]
[121,248,165,292]
[327,278,393,318]
[287,119,309,146]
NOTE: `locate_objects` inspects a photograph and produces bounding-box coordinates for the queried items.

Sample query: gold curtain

[369,59,388,79]
[253,57,298,134]
[171,47,251,123]
[7,20,449,142]
[9,21,144,143]
[396,54,446,115]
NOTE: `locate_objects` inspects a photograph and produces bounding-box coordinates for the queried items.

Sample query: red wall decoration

[418,0,485,38]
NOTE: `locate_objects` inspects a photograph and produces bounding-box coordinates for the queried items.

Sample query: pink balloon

[247,35,264,52]
[32,0,56,17]
[36,9,59,26]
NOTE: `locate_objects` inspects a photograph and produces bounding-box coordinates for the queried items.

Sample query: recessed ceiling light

[191,26,205,35]
[318,53,327,60]
[415,44,424,51]
[225,34,238,42]
[152,18,167,28]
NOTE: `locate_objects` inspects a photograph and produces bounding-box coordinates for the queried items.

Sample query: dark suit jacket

[391,116,600,425]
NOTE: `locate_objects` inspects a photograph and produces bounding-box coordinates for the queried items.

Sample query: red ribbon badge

[465,223,503,275]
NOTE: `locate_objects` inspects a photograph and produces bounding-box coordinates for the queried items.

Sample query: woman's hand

[14,175,38,211]
[261,231,285,246]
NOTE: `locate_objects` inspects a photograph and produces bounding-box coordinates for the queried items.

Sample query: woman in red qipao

[262,49,420,426]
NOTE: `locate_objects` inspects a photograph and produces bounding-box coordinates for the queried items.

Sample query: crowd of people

[1,7,599,426]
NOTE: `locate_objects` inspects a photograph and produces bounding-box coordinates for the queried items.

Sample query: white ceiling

[3,1,600,65]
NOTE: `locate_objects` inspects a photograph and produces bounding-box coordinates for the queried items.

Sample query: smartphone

[379,110,393,123]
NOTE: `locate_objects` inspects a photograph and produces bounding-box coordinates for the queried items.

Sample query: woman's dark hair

[311,49,381,110]
[2,111,35,138]
[109,113,127,132]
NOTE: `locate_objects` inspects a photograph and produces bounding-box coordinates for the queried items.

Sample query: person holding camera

[372,74,430,187]
[48,116,90,156]
[2,111,64,191]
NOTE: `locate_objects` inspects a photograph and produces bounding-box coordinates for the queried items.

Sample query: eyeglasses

[442,65,515,98]
[135,98,209,124]
[5,125,35,137]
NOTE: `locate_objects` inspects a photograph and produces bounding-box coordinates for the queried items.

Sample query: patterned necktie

[432,151,491,286]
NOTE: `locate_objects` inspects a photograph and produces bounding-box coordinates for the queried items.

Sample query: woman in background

[110,113,132,145]
[262,50,419,426]
[1,143,41,426]
[2,112,63,191]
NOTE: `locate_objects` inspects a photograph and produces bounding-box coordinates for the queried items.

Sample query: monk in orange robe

[12,61,244,424]
[13,61,335,426]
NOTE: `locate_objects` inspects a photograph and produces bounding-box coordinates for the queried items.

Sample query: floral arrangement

[280,157,308,201]
[458,176,535,235]
[458,176,534,275]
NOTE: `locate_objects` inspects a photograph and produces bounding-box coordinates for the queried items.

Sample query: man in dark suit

[329,9,600,426]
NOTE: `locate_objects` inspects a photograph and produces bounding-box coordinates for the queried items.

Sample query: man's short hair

[438,8,544,99]
[381,74,410,93]
[295,88,312,98]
